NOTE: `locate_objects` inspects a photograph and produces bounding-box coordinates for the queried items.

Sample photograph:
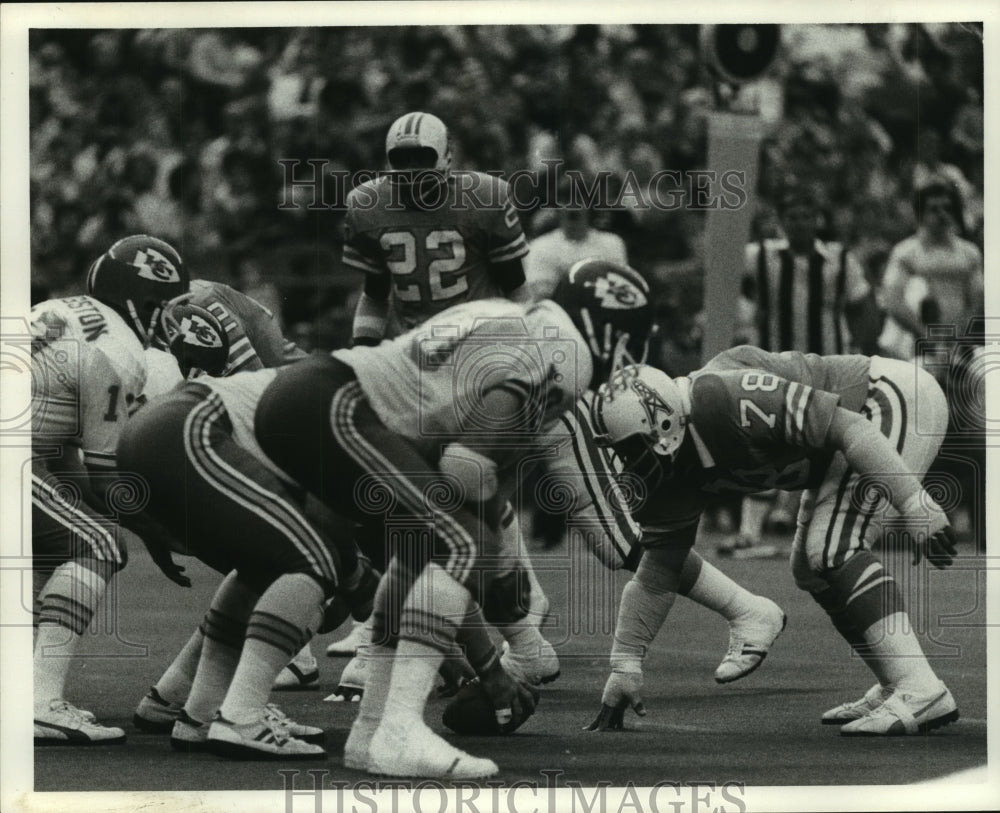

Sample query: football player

[31,235,192,745]
[344,110,530,347]
[129,261,345,739]
[587,346,959,735]
[117,297,377,759]
[523,260,785,690]
[330,110,547,691]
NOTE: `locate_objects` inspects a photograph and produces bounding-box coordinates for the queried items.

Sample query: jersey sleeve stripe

[342,245,381,274]
[489,235,529,262]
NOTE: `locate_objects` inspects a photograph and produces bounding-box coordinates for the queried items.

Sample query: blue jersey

[635,348,871,536]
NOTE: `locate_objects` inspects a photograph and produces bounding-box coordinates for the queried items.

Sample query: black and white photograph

[1,3,995,812]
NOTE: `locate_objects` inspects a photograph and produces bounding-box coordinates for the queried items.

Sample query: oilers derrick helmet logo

[86,235,189,346]
[590,363,687,490]
[552,258,654,386]
[158,295,230,377]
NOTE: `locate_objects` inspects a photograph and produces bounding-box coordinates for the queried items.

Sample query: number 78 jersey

[684,367,844,493]
[342,171,528,332]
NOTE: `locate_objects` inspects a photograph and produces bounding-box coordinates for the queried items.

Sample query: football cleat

[326,619,371,657]
[34,700,126,746]
[367,722,499,779]
[133,686,184,733]
[714,598,786,683]
[499,639,561,686]
[207,713,326,760]
[170,709,210,752]
[324,646,369,702]
[273,648,320,690]
[821,683,893,725]
[264,704,325,745]
[839,682,958,736]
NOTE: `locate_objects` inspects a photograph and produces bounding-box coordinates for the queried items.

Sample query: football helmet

[86,235,189,346]
[158,295,230,377]
[385,111,452,203]
[552,258,654,387]
[590,364,687,489]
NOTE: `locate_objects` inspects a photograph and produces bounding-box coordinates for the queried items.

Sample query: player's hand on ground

[479,661,540,733]
[584,668,645,731]
[326,684,364,702]
[151,550,191,587]
[912,525,958,569]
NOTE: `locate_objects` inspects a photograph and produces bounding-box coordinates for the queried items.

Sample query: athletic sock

[185,573,258,723]
[379,639,443,732]
[219,573,324,725]
[154,627,204,706]
[679,550,760,622]
[34,562,106,712]
[816,550,938,692]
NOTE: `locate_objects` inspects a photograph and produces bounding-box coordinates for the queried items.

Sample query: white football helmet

[591,364,687,486]
[385,111,452,174]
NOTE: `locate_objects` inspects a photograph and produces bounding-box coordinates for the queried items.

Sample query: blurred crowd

[29,23,983,356]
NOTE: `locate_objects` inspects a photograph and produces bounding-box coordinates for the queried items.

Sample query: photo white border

[2,3,996,812]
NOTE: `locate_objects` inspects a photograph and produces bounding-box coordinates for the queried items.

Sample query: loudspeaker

[701,24,781,84]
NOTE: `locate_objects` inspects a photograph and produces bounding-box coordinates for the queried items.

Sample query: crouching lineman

[116,306,377,759]
[534,260,786,690]
[252,287,617,778]
[32,235,194,744]
[130,259,328,741]
[587,345,959,735]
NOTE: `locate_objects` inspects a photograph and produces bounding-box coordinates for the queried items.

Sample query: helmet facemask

[590,364,687,493]
[384,112,452,208]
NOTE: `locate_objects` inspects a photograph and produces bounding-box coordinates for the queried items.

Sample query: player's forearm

[828,408,923,512]
[609,550,678,668]
[351,291,389,346]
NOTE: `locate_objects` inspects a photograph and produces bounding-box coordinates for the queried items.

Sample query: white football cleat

[134,686,183,733]
[326,620,370,657]
[821,683,893,724]
[366,721,499,779]
[500,639,560,686]
[714,598,786,683]
[34,700,126,745]
[207,713,326,760]
[839,682,958,736]
[324,646,369,702]
[170,709,209,751]
[264,703,325,744]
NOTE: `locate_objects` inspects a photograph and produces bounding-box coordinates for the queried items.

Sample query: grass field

[26,527,989,802]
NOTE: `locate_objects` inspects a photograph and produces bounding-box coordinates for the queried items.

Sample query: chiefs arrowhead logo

[179,314,223,347]
[584,272,648,310]
[133,248,181,283]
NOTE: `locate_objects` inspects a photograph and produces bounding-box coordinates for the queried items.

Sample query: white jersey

[333,298,593,444]
[199,368,288,482]
[31,296,148,469]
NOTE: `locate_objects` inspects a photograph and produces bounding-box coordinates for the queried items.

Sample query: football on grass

[442,680,531,736]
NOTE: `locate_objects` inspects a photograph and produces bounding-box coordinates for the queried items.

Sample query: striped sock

[185,574,258,723]
[34,562,106,712]
[219,573,324,725]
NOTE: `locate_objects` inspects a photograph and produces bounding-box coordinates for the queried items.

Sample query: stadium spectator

[524,177,629,302]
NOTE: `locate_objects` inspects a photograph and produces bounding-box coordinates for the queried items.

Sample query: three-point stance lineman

[587,346,959,735]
